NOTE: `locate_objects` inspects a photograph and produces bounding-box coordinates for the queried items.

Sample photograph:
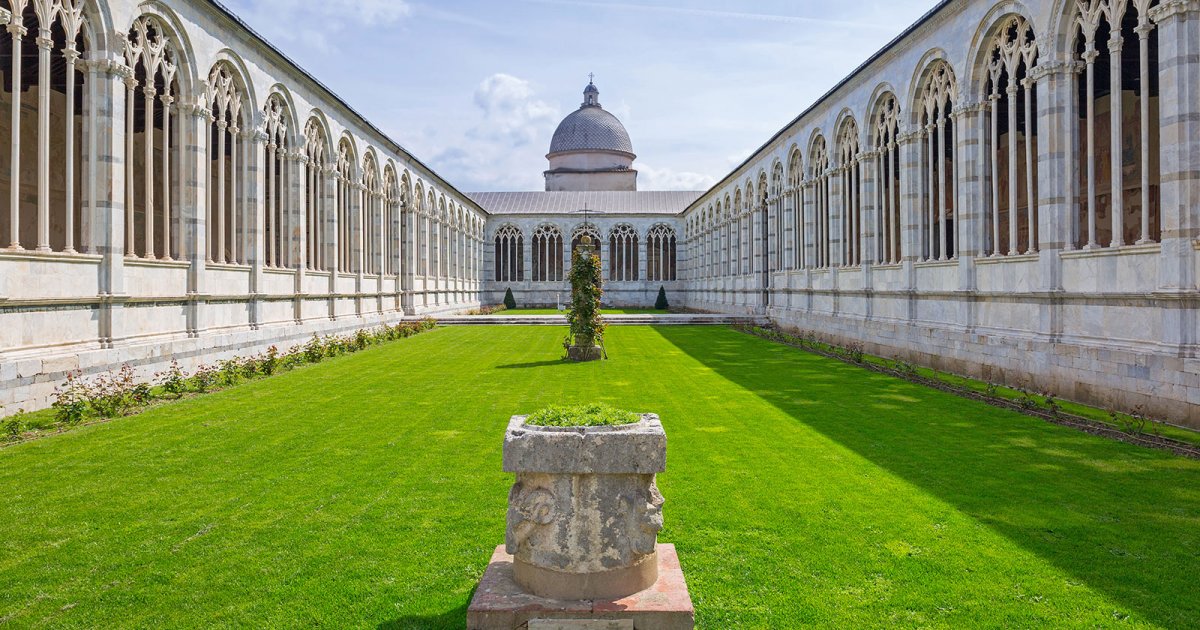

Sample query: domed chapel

[468,79,702,306]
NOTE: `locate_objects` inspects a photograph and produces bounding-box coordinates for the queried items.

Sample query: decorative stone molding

[1150,0,1200,22]
[502,414,666,600]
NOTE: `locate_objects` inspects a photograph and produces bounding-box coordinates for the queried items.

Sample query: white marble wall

[680,0,1200,427]
[0,0,485,413]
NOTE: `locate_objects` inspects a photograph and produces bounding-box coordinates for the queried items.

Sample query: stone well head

[502,413,666,600]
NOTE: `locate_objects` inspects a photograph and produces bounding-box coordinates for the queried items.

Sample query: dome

[547,82,635,158]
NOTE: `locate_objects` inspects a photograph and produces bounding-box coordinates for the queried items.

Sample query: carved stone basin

[502,413,666,600]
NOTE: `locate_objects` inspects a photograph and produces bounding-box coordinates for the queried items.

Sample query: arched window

[713,202,723,277]
[494,224,522,282]
[731,190,743,275]
[334,140,355,272]
[787,150,803,269]
[532,224,563,282]
[382,167,399,276]
[917,62,956,261]
[837,119,862,266]
[571,224,601,264]
[263,95,289,268]
[646,224,676,281]
[206,63,247,265]
[771,163,785,271]
[303,119,327,271]
[1073,0,1160,248]
[810,136,831,268]
[122,15,181,260]
[984,16,1039,256]
[1,1,92,254]
[205,65,244,265]
[361,155,379,275]
[873,95,901,264]
[609,224,639,281]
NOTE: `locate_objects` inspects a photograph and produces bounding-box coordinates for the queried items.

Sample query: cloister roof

[467,191,704,216]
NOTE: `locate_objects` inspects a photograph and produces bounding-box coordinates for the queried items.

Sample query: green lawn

[1,326,1197,628]
[487,308,667,315]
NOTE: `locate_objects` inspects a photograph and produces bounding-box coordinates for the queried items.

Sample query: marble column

[1150,0,1200,352]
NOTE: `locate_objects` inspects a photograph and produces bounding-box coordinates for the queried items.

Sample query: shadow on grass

[653,325,1200,628]
[377,601,468,629]
[495,360,569,369]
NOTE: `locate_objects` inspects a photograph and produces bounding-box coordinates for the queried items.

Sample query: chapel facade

[0,0,1197,427]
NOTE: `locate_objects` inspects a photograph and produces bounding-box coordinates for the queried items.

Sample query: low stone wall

[747,305,1200,430]
[0,301,476,416]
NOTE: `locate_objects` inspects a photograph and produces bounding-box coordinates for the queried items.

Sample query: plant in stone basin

[525,403,639,427]
[566,246,605,350]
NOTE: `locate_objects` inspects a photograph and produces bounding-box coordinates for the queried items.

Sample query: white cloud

[634,162,716,192]
[227,0,411,51]
[430,73,562,191]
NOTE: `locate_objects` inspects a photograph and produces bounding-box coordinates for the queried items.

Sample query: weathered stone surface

[503,415,666,474]
[528,620,632,630]
[467,544,694,630]
[566,345,604,362]
[503,414,667,600]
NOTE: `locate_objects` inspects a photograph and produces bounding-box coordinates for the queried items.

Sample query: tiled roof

[467,191,704,216]
[548,107,635,156]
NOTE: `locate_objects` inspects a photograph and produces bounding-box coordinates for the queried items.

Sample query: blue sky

[221,0,935,192]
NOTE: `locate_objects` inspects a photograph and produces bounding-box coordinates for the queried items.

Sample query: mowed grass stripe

[0,325,1196,628]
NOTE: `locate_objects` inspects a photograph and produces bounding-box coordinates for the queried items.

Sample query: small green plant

[525,403,639,427]
[159,360,188,398]
[845,342,864,364]
[304,335,325,363]
[219,358,243,386]
[503,287,517,310]
[52,370,90,425]
[3,408,26,439]
[88,365,139,418]
[892,356,918,377]
[985,382,999,398]
[1015,382,1038,410]
[1043,394,1061,418]
[191,364,220,393]
[655,286,669,310]
[261,346,280,376]
[1112,406,1148,436]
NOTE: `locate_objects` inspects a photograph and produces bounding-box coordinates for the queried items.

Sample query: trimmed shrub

[503,288,517,310]
[655,286,669,310]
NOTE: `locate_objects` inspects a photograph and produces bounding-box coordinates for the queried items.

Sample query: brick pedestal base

[467,544,694,630]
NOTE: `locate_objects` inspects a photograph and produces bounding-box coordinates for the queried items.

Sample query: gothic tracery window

[334,140,354,272]
[608,223,639,282]
[770,164,785,271]
[263,95,289,268]
[837,119,862,267]
[125,14,183,260]
[206,63,247,265]
[532,223,563,282]
[787,150,803,269]
[362,155,380,275]
[646,223,676,282]
[1,1,91,254]
[303,119,327,271]
[493,223,522,282]
[873,95,900,264]
[984,16,1040,256]
[1073,0,1160,248]
[810,136,831,269]
[917,61,956,261]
